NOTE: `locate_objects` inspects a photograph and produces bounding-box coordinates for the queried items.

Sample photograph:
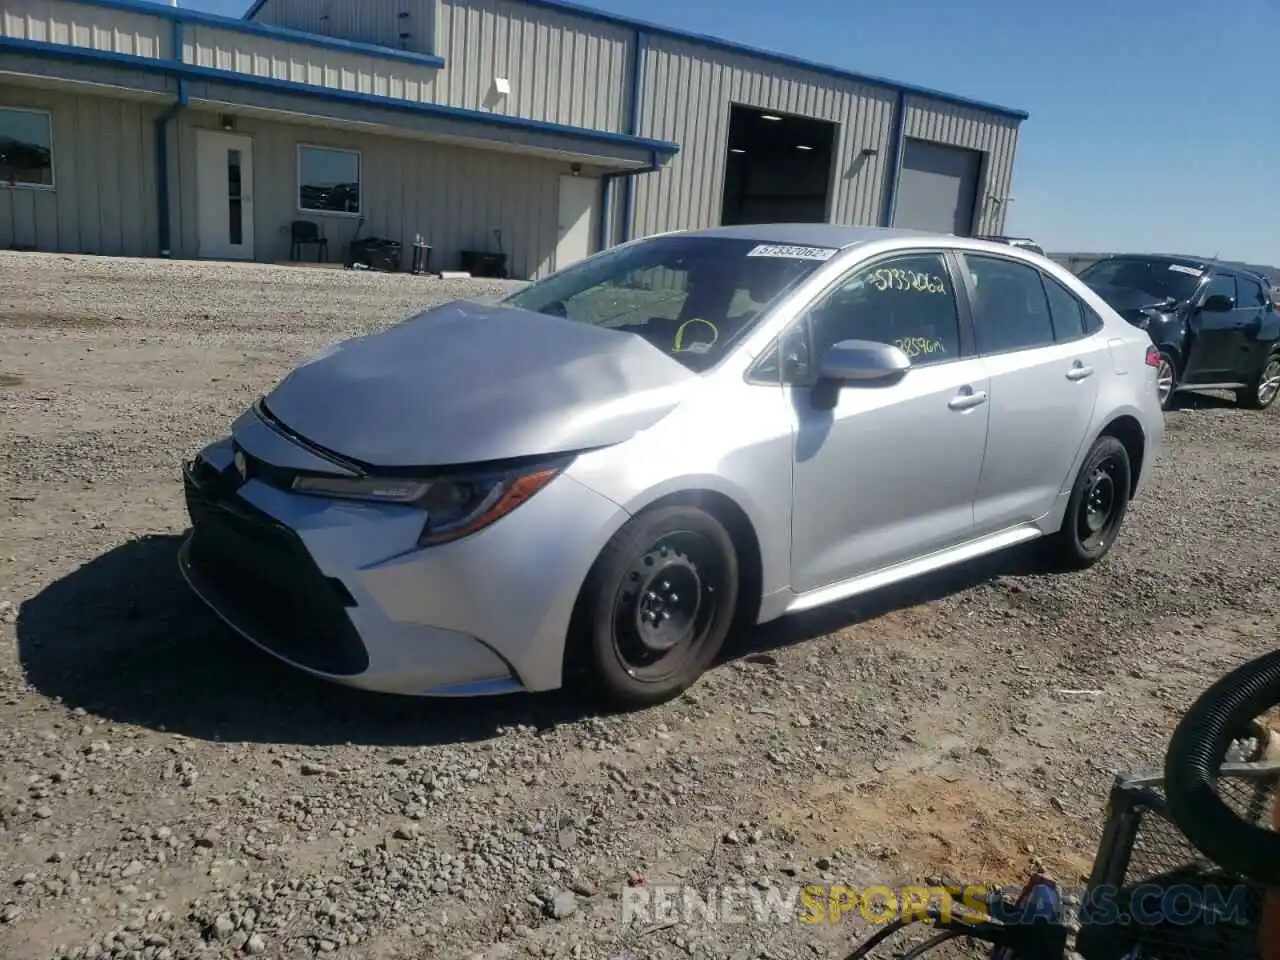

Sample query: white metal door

[196,130,255,260]
[554,175,597,271]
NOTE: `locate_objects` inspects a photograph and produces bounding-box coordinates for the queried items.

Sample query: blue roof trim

[244,0,1028,122]
[0,36,680,156]
[70,0,445,67]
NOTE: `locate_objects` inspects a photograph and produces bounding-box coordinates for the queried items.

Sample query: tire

[1236,351,1280,410]
[1049,435,1132,570]
[1155,350,1178,411]
[567,504,739,710]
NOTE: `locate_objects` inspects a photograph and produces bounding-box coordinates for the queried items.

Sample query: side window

[963,254,1056,354]
[1236,275,1266,308]
[1202,274,1236,306]
[804,252,962,370]
[747,324,811,385]
[1041,274,1089,341]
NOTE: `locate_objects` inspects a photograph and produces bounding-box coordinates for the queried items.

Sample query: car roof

[659,223,1052,257]
[1087,252,1271,277]
[1086,252,1209,269]
[669,223,944,248]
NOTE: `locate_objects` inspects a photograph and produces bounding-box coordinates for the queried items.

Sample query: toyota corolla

[179,225,1164,709]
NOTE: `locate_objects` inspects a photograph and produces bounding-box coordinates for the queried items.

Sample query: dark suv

[1077,254,1280,410]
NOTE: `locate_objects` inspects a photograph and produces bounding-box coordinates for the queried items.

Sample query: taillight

[1144,345,1161,367]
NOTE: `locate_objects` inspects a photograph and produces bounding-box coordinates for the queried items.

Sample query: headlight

[290,465,564,546]
[291,476,431,502]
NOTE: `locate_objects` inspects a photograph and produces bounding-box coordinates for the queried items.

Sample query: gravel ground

[0,250,1277,960]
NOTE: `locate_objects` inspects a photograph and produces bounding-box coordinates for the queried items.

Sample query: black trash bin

[459,249,508,279]
[348,237,402,272]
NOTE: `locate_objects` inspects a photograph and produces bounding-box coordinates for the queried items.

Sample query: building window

[297,145,360,215]
[0,107,54,189]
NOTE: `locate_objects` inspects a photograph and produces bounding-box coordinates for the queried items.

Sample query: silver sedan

[179,225,1165,709]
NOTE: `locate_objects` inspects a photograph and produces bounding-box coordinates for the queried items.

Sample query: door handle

[1066,363,1095,381]
[947,389,988,411]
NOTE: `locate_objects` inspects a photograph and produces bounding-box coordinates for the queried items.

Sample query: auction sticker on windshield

[1168,264,1203,276]
[746,244,839,261]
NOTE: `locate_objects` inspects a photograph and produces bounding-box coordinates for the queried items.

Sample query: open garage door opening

[720,105,837,226]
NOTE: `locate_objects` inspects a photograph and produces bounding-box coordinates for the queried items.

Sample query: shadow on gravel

[16,534,586,746]
[1168,392,1242,412]
[18,533,1059,745]
[731,539,1060,660]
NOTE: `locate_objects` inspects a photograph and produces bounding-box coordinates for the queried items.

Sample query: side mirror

[817,339,911,384]
[1201,293,1235,313]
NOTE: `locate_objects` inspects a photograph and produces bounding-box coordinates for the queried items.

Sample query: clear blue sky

[169,0,1278,266]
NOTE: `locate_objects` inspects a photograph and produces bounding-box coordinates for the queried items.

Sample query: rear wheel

[1049,435,1132,570]
[1155,350,1178,410]
[568,505,739,710]
[1236,352,1280,410]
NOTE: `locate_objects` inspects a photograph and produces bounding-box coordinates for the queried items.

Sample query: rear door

[1233,273,1273,378]
[958,252,1105,534]
[1183,273,1240,383]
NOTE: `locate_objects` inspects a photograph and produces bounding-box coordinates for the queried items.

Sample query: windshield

[502,236,835,371]
[1077,257,1205,305]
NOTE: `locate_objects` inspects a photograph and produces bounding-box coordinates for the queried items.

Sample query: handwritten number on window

[868,268,947,294]
[894,336,945,359]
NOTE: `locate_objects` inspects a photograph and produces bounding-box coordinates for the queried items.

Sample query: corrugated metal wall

[249,0,429,53]
[0,85,159,256]
[434,0,630,129]
[630,35,897,239]
[171,109,572,278]
[184,23,443,99]
[1,0,170,57]
[903,96,1020,236]
[252,0,632,131]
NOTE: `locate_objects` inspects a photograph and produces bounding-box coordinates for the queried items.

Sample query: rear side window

[1237,274,1266,308]
[963,254,1056,354]
[1041,274,1089,341]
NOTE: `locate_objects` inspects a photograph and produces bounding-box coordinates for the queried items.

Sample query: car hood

[260,299,696,468]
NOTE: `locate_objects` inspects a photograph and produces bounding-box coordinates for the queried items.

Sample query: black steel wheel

[568,505,739,709]
[1237,351,1280,410]
[1049,435,1132,570]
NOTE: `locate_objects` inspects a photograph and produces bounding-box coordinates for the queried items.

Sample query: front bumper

[178,430,627,696]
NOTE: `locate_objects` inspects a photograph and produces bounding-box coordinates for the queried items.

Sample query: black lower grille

[183,461,370,676]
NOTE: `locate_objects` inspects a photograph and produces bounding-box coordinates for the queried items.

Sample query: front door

[1183,272,1240,383]
[196,130,255,260]
[787,250,989,592]
[555,175,597,271]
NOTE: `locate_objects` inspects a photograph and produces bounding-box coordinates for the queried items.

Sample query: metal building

[0,0,1027,279]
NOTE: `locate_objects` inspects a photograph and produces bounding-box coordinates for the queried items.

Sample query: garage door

[892,139,983,236]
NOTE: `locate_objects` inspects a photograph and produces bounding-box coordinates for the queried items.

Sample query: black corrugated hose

[1162,648,1280,886]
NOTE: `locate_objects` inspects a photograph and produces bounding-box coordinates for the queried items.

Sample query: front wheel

[1049,435,1132,570]
[1236,352,1280,410]
[568,505,739,710]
